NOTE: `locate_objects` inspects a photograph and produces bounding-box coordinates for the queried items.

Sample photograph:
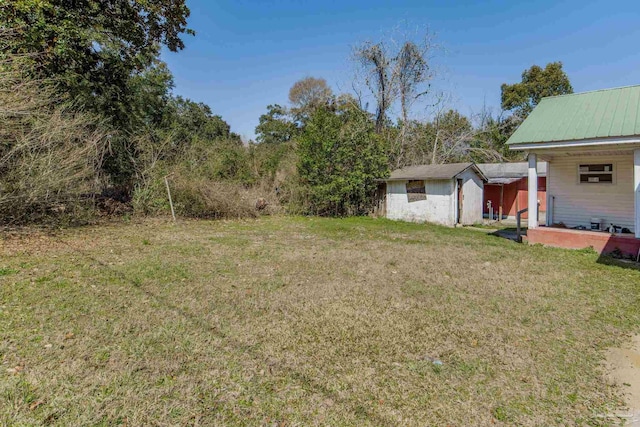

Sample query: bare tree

[470,105,521,162]
[352,41,394,134]
[431,110,475,164]
[353,30,437,133]
[352,29,506,168]
[394,37,435,128]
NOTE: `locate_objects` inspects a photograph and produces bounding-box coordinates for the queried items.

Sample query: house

[477,162,548,222]
[382,163,487,226]
[508,85,640,257]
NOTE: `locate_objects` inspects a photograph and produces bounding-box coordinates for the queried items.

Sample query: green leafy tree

[98,59,177,185]
[1,1,192,86]
[248,142,295,182]
[298,105,388,216]
[169,97,240,145]
[1,1,192,121]
[129,61,176,129]
[1,1,193,186]
[255,104,299,144]
[501,62,573,119]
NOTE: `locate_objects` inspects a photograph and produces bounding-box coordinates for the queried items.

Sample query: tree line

[0,2,573,223]
[255,50,572,215]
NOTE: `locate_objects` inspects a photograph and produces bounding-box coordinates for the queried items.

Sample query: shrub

[170,176,258,219]
[0,55,106,225]
[297,106,388,216]
[132,137,281,219]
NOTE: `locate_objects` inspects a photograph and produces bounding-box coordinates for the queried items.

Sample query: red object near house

[478,163,547,220]
[483,177,547,219]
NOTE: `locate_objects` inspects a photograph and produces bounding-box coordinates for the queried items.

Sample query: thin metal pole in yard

[164,175,176,222]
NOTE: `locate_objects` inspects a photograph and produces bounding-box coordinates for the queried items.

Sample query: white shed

[382,163,487,226]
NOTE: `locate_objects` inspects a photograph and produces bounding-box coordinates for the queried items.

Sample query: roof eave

[509,135,640,151]
[464,164,488,182]
[384,163,487,182]
[383,176,454,181]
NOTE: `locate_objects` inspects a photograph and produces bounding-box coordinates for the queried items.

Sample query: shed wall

[548,154,635,232]
[386,180,455,226]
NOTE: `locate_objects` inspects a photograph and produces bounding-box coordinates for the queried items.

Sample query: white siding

[636,149,640,238]
[459,168,484,225]
[548,154,635,232]
[386,179,456,226]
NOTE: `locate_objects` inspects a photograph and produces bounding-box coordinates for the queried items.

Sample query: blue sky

[162,0,640,141]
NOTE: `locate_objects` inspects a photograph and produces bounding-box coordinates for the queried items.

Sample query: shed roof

[508,85,640,145]
[477,162,547,183]
[387,163,486,181]
[486,177,522,185]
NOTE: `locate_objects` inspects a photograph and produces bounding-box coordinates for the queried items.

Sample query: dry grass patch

[1,217,639,426]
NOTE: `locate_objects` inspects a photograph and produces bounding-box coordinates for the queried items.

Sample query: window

[406,180,426,202]
[578,164,614,184]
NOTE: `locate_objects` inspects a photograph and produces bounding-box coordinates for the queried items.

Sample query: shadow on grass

[597,254,640,271]
[596,233,640,271]
[488,228,522,242]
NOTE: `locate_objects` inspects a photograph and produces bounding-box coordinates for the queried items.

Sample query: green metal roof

[507,85,640,145]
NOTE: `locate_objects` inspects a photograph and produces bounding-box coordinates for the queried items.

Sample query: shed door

[457,178,463,224]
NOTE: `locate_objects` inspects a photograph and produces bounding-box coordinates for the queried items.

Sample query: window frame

[577,162,616,185]
[406,180,427,203]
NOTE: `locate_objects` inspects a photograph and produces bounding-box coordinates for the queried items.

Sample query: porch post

[635,149,640,238]
[528,153,539,229]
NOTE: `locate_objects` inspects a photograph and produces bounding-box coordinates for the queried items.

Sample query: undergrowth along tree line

[0,3,573,224]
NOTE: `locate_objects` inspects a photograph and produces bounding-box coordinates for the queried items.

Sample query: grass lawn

[1,216,639,426]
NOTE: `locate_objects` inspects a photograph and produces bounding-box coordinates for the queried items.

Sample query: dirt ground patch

[606,335,640,425]
[1,216,640,425]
